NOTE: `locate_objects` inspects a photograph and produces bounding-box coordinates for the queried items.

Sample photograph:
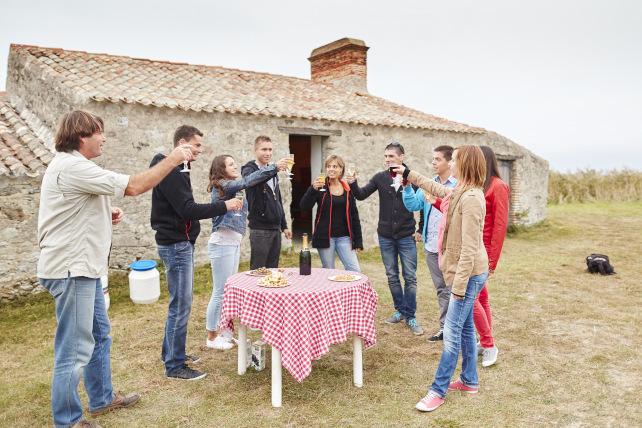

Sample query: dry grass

[1,202,641,427]
[548,169,642,204]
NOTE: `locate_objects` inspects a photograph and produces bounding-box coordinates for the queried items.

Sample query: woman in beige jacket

[395,145,489,413]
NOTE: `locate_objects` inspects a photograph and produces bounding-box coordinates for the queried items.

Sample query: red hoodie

[483,176,510,271]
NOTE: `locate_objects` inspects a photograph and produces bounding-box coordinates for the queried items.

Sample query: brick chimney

[309,38,369,93]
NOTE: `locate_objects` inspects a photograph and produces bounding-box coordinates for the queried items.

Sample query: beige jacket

[407,170,488,296]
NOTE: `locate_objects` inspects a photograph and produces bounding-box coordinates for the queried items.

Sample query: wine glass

[233,190,244,217]
[286,153,295,179]
[346,162,357,179]
[318,172,327,192]
[388,164,399,187]
[180,160,190,173]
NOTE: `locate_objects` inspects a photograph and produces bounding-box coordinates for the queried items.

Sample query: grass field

[1,202,641,427]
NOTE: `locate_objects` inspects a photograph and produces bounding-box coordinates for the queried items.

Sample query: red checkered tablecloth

[220,268,378,382]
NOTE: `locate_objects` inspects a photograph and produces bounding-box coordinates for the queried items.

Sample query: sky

[1,0,641,171]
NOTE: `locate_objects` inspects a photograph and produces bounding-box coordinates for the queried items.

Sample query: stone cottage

[0,38,548,301]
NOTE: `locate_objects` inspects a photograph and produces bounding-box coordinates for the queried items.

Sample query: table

[220,268,378,407]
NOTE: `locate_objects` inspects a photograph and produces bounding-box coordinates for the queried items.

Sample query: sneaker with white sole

[220,329,234,342]
[448,379,479,394]
[481,345,498,367]
[415,390,445,412]
[406,318,424,336]
[384,311,404,324]
[166,365,207,381]
[207,335,234,350]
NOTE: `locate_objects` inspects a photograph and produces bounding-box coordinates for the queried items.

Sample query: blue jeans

[317,236,361,272]
[158,241,195,374]
[40,276,114,428]
[430,272,489,397]
[378,234,418,319]
[206,242,240,331]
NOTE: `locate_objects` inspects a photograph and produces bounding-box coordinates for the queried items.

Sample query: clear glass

[346,162,357,178]
[388,164,398,186]
[286,153,295,179]
[180,160,190,172]
[318,172,326,192]
[233,190,244,216]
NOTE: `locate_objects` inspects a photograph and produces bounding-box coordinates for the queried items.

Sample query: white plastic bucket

[100,275,110,310]
[128,260,160,304]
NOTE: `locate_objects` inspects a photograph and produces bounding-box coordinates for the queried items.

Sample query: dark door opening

[289,135,312,242]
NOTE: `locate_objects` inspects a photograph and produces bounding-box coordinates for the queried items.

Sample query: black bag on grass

[586,254,615,275]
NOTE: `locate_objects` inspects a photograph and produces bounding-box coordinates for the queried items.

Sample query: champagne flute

[346,162,357,179]
[388,164,399,187]
[180,160,190,173]
[286,153,295,179]
[233,190,244,217]
[318,171,327,192]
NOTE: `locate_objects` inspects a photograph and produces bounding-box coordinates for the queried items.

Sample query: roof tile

[11,44,484,133]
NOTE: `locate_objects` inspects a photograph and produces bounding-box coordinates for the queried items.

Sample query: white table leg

[353,335,363,388]
[237,324,247,375]
[271,346,282,408]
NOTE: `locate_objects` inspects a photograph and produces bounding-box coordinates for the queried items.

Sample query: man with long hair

[38,111,193,427]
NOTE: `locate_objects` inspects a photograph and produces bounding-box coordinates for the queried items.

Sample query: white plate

[328,274,361,282]
[245,270,270,277]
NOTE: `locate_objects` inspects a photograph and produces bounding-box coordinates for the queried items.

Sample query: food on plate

[249,267,271,276]
[258,271,289,288]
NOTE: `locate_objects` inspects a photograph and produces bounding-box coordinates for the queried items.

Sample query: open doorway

[289,135,312,242]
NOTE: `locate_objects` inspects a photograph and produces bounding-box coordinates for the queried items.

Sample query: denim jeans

[317,236,361,272]
[158,241,195,374]
[206,242,240,331]
[425,250,451,329]
[378,234,418,319]
[430,271,489,397]
[249,228,281,269]
[40,276,114,428]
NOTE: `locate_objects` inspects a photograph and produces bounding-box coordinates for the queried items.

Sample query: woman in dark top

[300,155,363,272]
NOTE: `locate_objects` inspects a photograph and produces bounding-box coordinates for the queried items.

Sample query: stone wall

[0,82,548,301]
[0,175,43,301]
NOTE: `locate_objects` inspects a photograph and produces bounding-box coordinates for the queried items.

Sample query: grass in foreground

[1,202,641,427]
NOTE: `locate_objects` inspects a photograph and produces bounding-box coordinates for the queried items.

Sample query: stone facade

[0,39,548,302]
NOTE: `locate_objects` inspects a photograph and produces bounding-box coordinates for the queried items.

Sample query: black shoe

[166,365,207,381]
[427,330,443,342]
[160,354,200,364]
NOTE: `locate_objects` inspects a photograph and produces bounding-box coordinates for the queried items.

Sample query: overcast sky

[1,0,641,171]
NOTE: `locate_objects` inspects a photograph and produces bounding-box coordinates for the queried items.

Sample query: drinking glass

[318,172,326,192]
[388,165,398,187]
[346,162,357,179]
[233,190,244,217]
[286,154,295,179]
[180,160,190,173]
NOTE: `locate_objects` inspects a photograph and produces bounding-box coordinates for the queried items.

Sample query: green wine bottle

[299,233,312,275]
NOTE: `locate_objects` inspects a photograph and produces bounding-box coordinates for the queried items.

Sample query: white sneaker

[481,345,499,367]
[220,329,234,343]
[206,336,234,350]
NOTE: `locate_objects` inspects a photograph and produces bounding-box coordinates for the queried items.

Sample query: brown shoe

[89,391,141,417]
[72,420,102,428]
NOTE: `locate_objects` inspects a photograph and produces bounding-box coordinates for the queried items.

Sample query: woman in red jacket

[475,146,509,368]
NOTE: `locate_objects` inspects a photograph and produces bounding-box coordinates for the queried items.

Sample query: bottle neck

[302,235,309,250]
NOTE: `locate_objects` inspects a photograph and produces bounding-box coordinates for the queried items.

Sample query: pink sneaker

[415,391,445,412]
[448,380,479,394]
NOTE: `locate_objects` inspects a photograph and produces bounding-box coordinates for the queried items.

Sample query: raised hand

[168,144,193,166]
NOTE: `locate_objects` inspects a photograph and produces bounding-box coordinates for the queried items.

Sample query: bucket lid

[129,260,157,271]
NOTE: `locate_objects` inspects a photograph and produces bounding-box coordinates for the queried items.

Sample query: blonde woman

[394,145,489,412]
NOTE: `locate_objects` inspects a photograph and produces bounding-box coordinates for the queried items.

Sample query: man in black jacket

[346,141,424,336]
[151,125,242,381]
[242,136,292,269]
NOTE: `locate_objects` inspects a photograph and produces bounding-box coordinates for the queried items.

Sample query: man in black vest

[242,136,292,269]
[346,141,423,336]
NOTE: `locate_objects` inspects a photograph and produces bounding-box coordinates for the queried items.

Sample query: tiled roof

[11,44,485,134]
[0,95,53,178]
